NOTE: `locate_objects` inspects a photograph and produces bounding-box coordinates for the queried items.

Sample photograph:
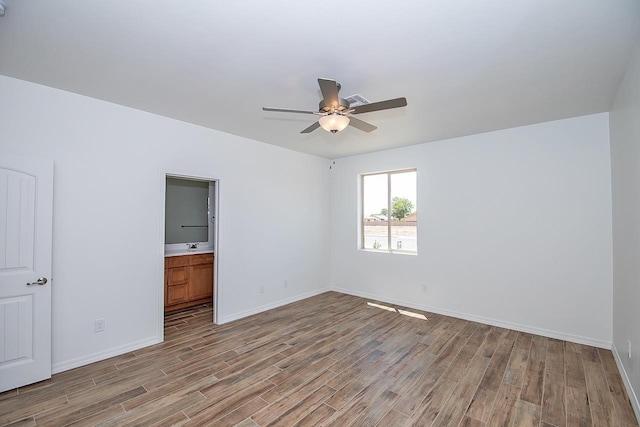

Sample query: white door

[0,153,53,392]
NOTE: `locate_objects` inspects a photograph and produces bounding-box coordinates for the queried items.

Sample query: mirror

[165,177,210,245]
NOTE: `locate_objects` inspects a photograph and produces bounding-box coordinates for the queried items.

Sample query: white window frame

[360,168,417,254]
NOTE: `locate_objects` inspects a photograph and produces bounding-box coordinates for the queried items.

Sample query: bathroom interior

[164,176,216,318]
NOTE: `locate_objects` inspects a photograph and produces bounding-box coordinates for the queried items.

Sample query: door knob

[26,277,48,286]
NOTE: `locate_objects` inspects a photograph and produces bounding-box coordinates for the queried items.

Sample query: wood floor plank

[261,385,335,426]
[465,367,506,423]
[186,397,267,427]
[465,345,512,424]
[121,367,219,411]
[513,400,541,427]
[520,360,545,405]
[459,415,485,427]
[603,366,639,425]
[475,327,503,359]
[377,409,410,426]
[35,386,146,426]
[495,329,518,354]
[546,339,565,374]
[349,389,400,427]
[430,394,468,427]
[291,403,335,426]
[64,405,127,427]
[442,341,483,383]
[4,417,36,427]
[253,371,335,424]
[421,319,466,355]
[452,355,491,401]
[541,370,566,426]
[566,386,592,426]
[529,335,548,362]
[0,293,635,427]
[514,332,533,351]
[487,383,521,426]
[97,390,206,427]
[144,360,228,392]
[326,339,381,373]
[408,378,457,426]
[326,349,386,390]
[324,358,389,411]
[147,411,190,427]
[388,351,438,396]
[487,350,510,374]
[260,358,336,403]
[185,379,275,425]
[584,360,613,407]
[503,348,529,387]
[565,347,587,390]
[323,375,397,427]
[4,379,94,410]
[0,394,69,425]
[393,364,446,416]
[589,401,620,427]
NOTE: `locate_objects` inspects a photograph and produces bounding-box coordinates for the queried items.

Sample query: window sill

[360,248,417,256]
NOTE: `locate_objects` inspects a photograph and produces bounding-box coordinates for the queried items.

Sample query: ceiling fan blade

[348,116,377,133]
[263,107,317,114]
[318,78,340,110]
[351,97,407,114]
[300,121,321,134]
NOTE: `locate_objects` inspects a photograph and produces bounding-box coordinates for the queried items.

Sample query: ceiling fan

[263,78,407,134]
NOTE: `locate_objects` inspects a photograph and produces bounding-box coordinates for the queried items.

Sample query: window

[361,169,417,253]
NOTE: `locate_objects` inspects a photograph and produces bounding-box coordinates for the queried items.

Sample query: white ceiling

[1,1,639,159]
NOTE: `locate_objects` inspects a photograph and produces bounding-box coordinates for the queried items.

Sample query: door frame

[158,169,221,339]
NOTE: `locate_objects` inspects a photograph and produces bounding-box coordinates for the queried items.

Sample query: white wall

[610,40,640,418]
[0,76,331,372]
[330,113,613,347]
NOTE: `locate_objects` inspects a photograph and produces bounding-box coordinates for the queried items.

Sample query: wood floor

[1,292,637,426]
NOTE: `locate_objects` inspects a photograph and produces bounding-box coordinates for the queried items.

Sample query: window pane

[362,174,388,250]
[390,171,417,252]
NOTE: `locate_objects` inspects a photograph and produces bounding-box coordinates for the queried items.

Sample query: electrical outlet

[259,284,265,294]
[421,284,428,293]
[94,318,105,333]
[628,339,632,359]
[284,278,288,288]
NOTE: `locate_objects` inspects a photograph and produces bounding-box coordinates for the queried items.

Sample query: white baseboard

[52,336,162,374]
[612,343,640,423]
[331,286,612,349]
[219,287,332,324]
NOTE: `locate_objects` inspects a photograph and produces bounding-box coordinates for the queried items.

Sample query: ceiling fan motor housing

[319,98,350,113]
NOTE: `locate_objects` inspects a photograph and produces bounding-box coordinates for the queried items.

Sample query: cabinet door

[167,284,189,305]
[189,263,213,300]
[168,266,188,286]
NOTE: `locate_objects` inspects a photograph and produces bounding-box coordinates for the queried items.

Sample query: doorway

[160,173,220,333]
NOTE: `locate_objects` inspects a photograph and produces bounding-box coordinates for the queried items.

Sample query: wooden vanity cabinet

[165,253,214,312]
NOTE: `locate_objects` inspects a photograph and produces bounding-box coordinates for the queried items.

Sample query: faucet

[186,242,199,250]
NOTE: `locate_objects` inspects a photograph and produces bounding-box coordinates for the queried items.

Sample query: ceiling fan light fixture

[319,113,350,133]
